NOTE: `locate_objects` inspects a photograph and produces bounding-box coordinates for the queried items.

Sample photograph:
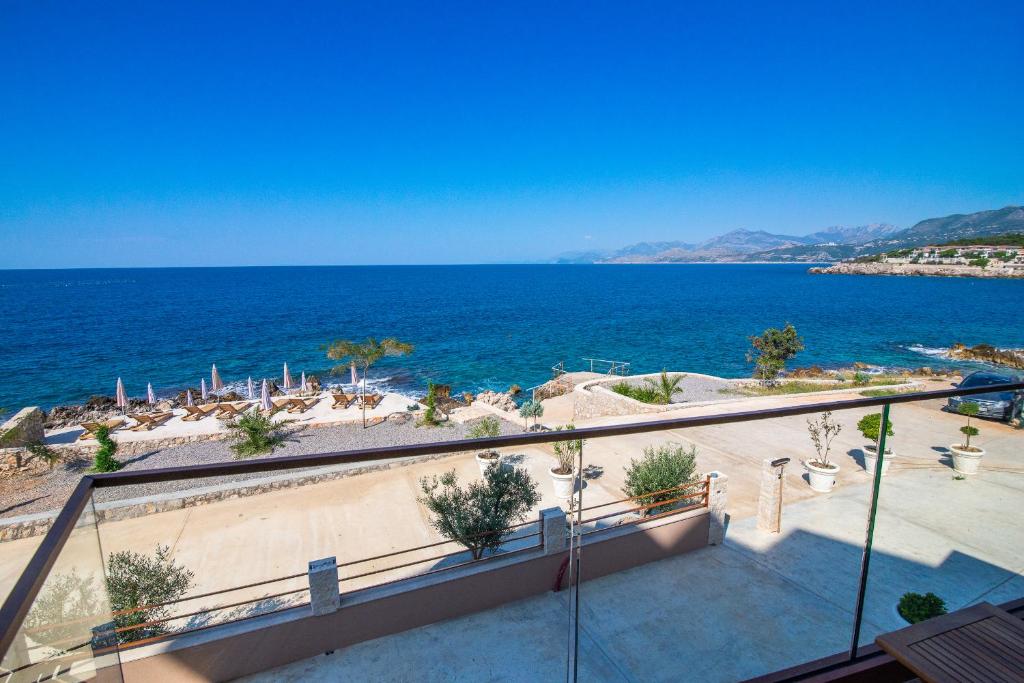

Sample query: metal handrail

[2,380,1021,657]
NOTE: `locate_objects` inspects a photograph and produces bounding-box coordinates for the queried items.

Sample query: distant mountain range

[551,206,1024,264]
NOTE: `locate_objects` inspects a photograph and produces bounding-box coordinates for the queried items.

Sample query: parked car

[946,370,1024,421]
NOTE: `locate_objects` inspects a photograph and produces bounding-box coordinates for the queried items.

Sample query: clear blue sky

[2,1,1022,267]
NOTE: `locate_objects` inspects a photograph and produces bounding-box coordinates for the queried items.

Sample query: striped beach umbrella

[300,372,308,393]
[186,389,194,407]
[247,376,255,400]
[211,364,224,392]
[283,363,293,390]
[201,378,208,401]
[147,383,156,405]
[115,378,128,410]
[260,379,272,411]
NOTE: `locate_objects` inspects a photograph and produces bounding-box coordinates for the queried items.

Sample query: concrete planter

[804,460,839,493]
[549,467,575,499]
[862,444,892,476]
[949,444,985,475]
[475,451,501,476]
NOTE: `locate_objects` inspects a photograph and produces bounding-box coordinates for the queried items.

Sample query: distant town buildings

[871,244,1024,272]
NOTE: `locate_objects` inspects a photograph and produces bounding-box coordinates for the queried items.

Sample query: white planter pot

[804,460,840,493]
[862,444,892,476]
[949,444,985,475]
[475,451,501,476]
[549,467,575,499]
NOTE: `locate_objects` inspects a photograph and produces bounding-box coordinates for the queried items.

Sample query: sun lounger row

[331,392,383,410]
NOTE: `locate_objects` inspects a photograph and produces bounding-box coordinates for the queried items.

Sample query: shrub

[957,402,980,449]
[467,416,500,439]
[107,545,194,643]
[518,399,544,428]
[968,257,989,268]
[856,413,895,444]
[611,382,662,404]
[419,465,540,560]
[421,382,440,426]
[852,371,871,386]
[897,592,947,624]
[643,370,685,404]
[747,323,804,383]
[92,425,122,473]
[807,411,842,467]
[551,424,583,475]
[226,411,291,458]
[622,444,700,515]
[939,248,957,258]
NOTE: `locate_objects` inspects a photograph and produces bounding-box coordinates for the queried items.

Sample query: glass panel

[1,493,123,682]
[858,391,1024,646]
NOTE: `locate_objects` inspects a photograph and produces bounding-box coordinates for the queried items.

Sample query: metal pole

[571,438,584,682]
[848,402,890,659]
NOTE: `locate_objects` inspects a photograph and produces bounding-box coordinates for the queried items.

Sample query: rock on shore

[809,262,1023,278]
[474,390,518,412]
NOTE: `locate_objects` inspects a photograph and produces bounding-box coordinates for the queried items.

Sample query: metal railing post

[848,402,890,659]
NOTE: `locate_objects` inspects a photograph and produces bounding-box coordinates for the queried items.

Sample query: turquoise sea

[0,264,1021,411]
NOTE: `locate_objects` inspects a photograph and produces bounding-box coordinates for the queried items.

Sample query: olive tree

[746,323,804,384]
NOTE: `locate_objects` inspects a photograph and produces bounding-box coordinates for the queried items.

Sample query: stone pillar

[308,557,341,616]
[757,459,785,534]
[707,471,728,545]
[540,507,567,554]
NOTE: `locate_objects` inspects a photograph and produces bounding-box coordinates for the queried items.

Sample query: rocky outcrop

[474,390,518,413]
[0,408,45,447]
[809,262,1023,278]
[947,344,1024,370]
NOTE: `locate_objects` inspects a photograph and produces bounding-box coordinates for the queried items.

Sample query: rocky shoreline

[809,262,1023,278]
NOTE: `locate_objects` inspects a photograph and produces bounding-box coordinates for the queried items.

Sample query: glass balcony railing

[0,380,1020,682]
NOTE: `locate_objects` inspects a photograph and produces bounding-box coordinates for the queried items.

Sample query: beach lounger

[359,393,384,409]
[215,402,252,420]
[259,398,291,417]
[78,418,124,440]
[331,393,357,409]
[286,397,318,414]
[181,405,210,421]
[129,412,173,431]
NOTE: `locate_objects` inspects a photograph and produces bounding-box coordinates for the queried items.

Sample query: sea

[1,264,1021,411]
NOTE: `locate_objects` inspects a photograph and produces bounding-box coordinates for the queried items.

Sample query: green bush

[421,382,440,426]
[622,444,701,515]
[611,381,662,404]
[28,441,60,470]
[852,371,871,386]
[856,413,895,443]
[897,592,947,624]
[226,411,291,458]
[419,465,540,560]
[467,416,501,439]
[968,257,989,268]
[92,425,122,473]
[107,545,194,643]
[747,323,804,383]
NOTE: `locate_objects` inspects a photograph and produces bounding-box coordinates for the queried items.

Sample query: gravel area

[0,415,523,520]
[606,374,734,404]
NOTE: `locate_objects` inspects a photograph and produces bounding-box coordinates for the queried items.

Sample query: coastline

[809,262,1024,278]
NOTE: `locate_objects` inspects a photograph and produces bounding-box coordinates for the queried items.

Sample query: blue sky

[2,1,1022,267]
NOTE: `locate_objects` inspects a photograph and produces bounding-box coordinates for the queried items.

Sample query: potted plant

[467,416,502,476]
[897,592,947,624]
[549,425,582,499]
[949,402,985,474]
[856,413,894,476]
[804,411,842,492]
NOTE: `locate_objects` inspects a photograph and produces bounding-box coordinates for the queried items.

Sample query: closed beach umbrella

[283,363,293,390]
[350,362,357,385]
[186,389,194,407]
[260,379,272,411]
[115,377,128,410]
[300,372,308,393]
[211,364,224,391]
[201,378,208,401]
[147,383,156,405]
[247,376,254,400]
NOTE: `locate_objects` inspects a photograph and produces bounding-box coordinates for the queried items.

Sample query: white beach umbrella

[201,378,208,401]
[350,362,358,385]
[115,377,128,411]
[211,364,224,392]
[300,372,308,393]
[186,389,195,407]
[283,363,293,390]
[247,376,255,400]
[260,379,272,411]
[147,383,156,405]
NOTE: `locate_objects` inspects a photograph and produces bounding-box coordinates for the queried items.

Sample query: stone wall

[0,407,45,447]
[571,379,671,421]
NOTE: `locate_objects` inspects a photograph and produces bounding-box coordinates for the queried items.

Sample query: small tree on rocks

[747,323,804,384]
[419,465,540,560]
